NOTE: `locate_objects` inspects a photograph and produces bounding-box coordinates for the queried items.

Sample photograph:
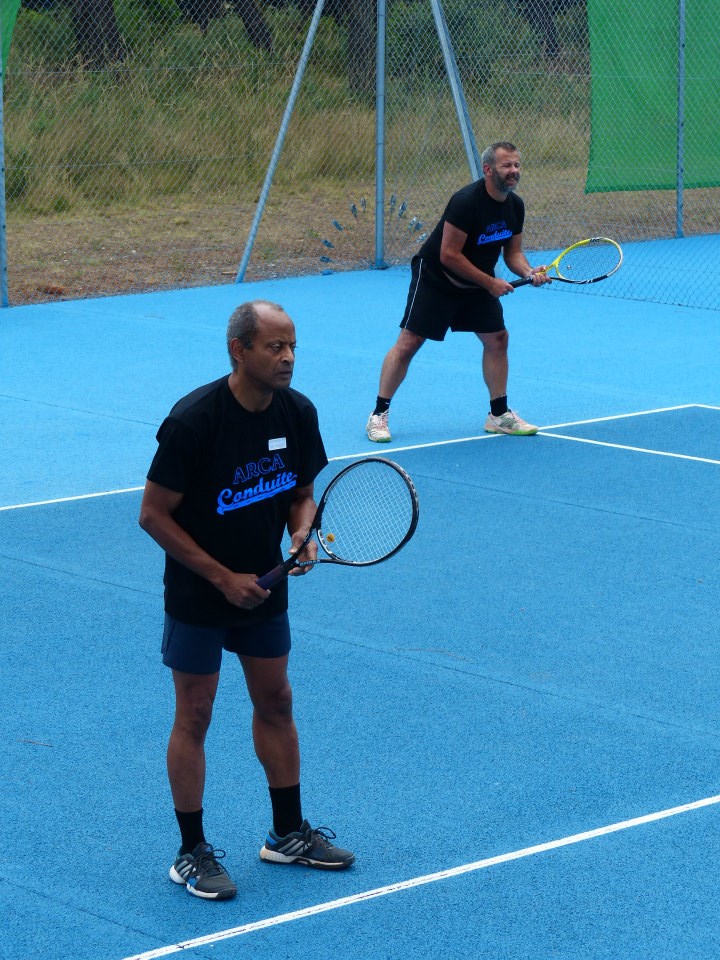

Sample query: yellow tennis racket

[511,237,623,287]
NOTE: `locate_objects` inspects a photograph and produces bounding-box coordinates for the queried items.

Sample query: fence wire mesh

[3,0,719,308]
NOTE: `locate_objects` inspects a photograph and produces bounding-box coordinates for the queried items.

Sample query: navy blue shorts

[401,256,505,340]
[161,612,291,675]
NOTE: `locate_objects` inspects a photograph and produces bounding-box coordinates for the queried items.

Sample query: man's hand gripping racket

[511,237,623,288]
[256,456,420,590]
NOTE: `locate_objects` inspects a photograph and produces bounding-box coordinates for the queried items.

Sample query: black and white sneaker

[260,820,355,870]
[169,842,237,900]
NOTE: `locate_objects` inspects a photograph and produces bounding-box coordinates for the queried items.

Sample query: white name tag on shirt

[269,437,287,451]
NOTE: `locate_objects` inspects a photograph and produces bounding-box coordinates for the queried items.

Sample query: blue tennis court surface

[544,407,720,465]
[3,261,720,960]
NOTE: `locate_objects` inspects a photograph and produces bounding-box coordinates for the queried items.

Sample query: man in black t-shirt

[140,300,354,901]
[366,141,551,444]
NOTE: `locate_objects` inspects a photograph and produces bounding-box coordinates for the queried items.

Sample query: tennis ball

[326,533,335,543]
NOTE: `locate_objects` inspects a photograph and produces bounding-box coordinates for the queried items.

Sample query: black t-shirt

[418,180,525,286]
[147,376,328,627]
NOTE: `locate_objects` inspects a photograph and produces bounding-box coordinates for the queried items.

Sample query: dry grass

[8,174,719,304]
[4,7,718,305]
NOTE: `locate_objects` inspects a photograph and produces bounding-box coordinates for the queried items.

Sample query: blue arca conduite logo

[477,221,512,245]
[216,454,297,515]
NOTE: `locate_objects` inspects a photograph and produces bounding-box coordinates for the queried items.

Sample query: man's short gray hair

[226,299,286,370]
[481,141,519,168]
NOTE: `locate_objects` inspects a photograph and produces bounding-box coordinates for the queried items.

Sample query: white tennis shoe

[484,410,538,436]
[366,411,391,442]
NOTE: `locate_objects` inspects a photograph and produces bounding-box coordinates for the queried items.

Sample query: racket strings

[556,240,621,282]
[319,462,416,563]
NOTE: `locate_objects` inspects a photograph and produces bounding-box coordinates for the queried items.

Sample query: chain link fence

[3,0,719,307]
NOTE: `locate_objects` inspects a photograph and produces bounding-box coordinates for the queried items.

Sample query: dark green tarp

[586,0,720,192]
[1,0,22,69]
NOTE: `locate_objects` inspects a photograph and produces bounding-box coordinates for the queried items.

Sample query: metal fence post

[235,0,326,283]
[676,0,685,239]
[374,0,387,270]
[0,16,9,309]
[430,0,481,181]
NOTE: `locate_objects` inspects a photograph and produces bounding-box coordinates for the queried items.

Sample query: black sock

[175,808,205,854]
[490,395,509,417]
[269,784,302,837]
[373,396,391,416]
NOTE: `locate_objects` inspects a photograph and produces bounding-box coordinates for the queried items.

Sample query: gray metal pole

[430,0,481,180]
[235,0,326,282]
[676,0,685,238]
[0,17,9,308]
[374,0,386,269]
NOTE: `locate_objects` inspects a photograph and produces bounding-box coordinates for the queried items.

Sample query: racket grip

[510,276,533,288]
[256,565,287,590]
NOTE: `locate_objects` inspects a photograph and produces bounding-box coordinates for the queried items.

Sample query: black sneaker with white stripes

[169,842,237,900]
[259,820,355,870]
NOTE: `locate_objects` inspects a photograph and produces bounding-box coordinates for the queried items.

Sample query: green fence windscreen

[586,0,720,192]
[1,0,21,69]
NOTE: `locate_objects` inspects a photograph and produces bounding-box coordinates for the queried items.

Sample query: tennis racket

[511,237,623,287]
[256,456,420,590]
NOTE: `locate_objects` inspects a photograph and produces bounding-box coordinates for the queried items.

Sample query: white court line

[0,486,145,512]
[337,404,708,461]
[121,793,720,960]
[538,402,698,430]
[537,433,720,466]
[0,445,499,512]
[2,404,717,512]
[333,434,492,460]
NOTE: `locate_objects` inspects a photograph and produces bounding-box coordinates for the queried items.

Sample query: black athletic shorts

[161,612,291,674]
[400,256,505,341]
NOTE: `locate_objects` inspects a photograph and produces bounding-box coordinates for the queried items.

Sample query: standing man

[366,141,551,443]
[139,300,354,902]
